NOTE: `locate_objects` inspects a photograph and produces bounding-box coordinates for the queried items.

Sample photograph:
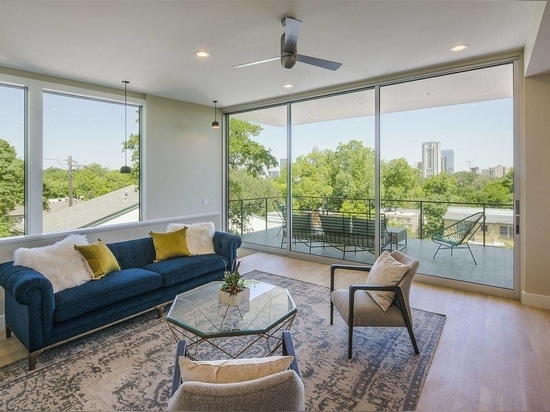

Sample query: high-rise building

[422,142,441,178]
[489,164,508,178]
[441,149,455,173]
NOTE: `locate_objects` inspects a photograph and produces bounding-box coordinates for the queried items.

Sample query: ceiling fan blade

[282,17,302,51]
[297,54,342,71]
[232,56,279,69]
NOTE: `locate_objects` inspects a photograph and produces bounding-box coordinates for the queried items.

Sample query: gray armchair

[168,331,304,411]
[330,250,420,359]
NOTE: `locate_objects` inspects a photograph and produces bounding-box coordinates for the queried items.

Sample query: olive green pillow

[74,240,120,279]
[150,227,192,262]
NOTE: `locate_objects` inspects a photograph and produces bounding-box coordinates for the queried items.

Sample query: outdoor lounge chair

[431,211,484,264]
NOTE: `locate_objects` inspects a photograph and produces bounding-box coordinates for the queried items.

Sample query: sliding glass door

[380,63,515,291]
[227,58,518,296]
[289,91,376,262]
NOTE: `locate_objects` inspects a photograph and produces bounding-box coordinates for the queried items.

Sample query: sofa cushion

[150,228,192,262]
[107,238,156,269]
[144,254,227,288]
[74,240,121,279]
[54,268,162,323]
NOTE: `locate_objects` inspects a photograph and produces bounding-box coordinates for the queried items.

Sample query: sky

[250,98,513,173]
[1,84,512,174]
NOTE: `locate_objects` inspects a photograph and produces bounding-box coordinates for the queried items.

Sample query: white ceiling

[0,1,548,111]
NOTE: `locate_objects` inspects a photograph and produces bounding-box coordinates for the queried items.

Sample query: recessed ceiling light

[450,44,468,52]
[283,84,294,88]
[424,91,434,96]
[195,50,210,57]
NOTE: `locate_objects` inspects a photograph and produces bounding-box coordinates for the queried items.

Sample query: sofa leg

[5,325,11,339]
[155,305,164,318]
[29,350,42,371]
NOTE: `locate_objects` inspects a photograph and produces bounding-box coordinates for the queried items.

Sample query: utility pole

[68,155,74,207]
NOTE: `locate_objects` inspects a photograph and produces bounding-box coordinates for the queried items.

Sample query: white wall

[143,95,223,220]
[522,73,550,308]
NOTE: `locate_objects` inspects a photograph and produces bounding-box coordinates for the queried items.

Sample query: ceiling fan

[232,17,342,71]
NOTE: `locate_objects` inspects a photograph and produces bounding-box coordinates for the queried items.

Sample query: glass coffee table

[166,280,297,360]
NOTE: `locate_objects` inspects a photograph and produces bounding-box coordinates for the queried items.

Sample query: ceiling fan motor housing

[280,33,297,69]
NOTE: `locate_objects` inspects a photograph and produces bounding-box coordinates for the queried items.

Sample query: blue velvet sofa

[0,231,241,370]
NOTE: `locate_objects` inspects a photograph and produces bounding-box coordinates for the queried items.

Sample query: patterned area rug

[0,271,445,411]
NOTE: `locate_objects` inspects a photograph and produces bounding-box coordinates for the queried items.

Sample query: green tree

[0,139,24,237]
[381,158,422,207]
[229,119,278,177]
[291,148,333,211]
[328,140,375,213]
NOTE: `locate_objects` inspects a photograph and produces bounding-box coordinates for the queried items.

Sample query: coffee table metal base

[167,313,296,360]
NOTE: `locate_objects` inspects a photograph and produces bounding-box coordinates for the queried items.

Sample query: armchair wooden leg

[406,325,420,355]
[5,325,11,339]
[330,301,334,325]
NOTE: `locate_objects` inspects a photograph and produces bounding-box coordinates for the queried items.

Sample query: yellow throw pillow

[74,240,120,279]
[178,355,294,384]
[150,227,191,262]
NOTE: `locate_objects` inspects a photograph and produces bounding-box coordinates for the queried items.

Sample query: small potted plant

[218,260,250,306]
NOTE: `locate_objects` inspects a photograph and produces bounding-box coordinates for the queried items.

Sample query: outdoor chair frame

[431,211,485,264]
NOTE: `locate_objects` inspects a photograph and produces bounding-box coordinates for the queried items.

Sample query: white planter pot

[218,287,250,306]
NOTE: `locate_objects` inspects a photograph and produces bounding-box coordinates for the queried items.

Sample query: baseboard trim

[521,291,550,310]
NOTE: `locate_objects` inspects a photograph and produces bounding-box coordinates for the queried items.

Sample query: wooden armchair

[168,331,304,411]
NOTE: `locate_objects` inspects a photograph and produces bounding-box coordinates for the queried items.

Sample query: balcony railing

[229,196,514,290]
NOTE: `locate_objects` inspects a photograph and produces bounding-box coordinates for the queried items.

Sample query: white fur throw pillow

[166,221,216,255]
[13,234,93,293]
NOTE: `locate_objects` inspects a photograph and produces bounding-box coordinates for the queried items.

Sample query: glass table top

[167,280,297,338]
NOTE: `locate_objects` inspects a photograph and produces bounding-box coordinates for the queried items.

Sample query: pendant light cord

[123,81,128,167]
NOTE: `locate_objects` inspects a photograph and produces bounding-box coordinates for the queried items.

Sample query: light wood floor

[2,250,550,411]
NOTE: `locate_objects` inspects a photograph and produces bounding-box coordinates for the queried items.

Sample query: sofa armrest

[0,262,54,305]
[213,231,242,267]
[0,261,55,353]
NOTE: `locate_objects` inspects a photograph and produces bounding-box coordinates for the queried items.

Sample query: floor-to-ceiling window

[380,63,514,291]
[289,91,376,262]
[227,106,287,245]
[227,57,518,297]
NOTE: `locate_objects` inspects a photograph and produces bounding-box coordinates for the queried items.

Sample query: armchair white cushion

[167,331,305,411]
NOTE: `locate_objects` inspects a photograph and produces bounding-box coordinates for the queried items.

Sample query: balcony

[229,197,514,291]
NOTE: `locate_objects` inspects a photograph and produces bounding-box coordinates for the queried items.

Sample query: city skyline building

[441,149,455,173]
[422,141,441,178]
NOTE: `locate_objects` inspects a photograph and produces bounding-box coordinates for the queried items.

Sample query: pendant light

[211,100,220,129]
[120,80,132,174]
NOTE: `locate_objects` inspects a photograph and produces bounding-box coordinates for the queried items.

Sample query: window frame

[0,73,145,239]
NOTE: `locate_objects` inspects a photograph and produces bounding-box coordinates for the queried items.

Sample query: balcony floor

[238,220,514,291]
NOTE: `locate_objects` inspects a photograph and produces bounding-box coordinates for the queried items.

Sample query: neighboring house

[442,207,514,247]
[11,186,139,234]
